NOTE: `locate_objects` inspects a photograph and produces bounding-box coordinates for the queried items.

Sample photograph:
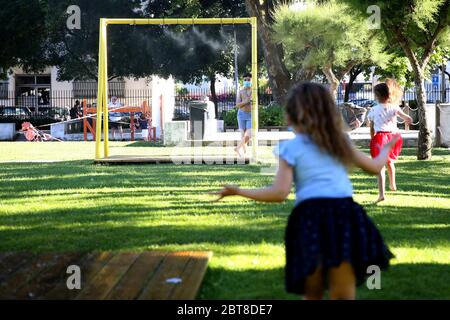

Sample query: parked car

[121,112,143,126]
[349,99,376,108]
[0,106,32,118]
[33,106,69,120]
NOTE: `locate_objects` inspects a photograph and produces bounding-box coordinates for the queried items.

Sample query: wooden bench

[0,251,212,300]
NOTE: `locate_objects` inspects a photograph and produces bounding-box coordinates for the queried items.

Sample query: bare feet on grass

[375,196,385,204]
[234,147,243,158]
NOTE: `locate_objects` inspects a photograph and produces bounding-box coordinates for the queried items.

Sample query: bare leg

[376,166,386,203]
[387,161,397,191]
[304,266,324,300]
[234,130,246,157]
[328,262,356,300]
[242,129,251,155]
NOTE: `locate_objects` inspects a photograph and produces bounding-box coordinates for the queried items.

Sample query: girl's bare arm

[213,159,293,202]
[397,109,412,124]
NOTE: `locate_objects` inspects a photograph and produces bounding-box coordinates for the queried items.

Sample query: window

[0,81,8,99]
[36,76,51,84]
[73,80,125,99]
[15,75,51,107]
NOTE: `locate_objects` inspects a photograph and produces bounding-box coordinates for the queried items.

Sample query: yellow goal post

[95,17,259,161]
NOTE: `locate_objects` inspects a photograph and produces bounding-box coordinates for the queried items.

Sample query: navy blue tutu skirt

[285,197,393,295]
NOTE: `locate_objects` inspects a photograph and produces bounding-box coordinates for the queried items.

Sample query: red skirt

[370,132,403,162]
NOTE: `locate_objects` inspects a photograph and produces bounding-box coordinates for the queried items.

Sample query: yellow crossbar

[105,18,253,25]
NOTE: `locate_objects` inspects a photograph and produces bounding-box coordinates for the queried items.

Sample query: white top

[108,101,122,109]
[367,103,401,133]
[108,101,123,122]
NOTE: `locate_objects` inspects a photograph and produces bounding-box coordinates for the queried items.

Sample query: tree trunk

[245,0,292,105]
[322,65,340,99]
[209,74,219,119]
[344,66,361,102]
[413,70,433,160]
[399,39,433,160]
[344,78,354,102]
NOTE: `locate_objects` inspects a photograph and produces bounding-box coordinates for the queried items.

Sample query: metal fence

[337,82,450,104]
[173,87,274,120]
[0,90,152,126]
[1,83,449,126]
[0,87,272,122]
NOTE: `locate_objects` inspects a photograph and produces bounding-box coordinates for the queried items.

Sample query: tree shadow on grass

[198,263,450,299]
[0,161,448,251]
[0,161,268,201]
[0,202,448,251]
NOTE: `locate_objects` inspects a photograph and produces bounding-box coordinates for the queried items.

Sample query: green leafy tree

[0,0,48,79]
[245,0,301,104]
[341,0,450,160]
[45,0,149,81]
[344,64,373,102]
[44,0,252,117]
[272,1,389,98]
[141,0,252,116]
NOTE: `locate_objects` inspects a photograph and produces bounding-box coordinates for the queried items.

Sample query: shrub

[223,108,238,127]
[259,104,284,127]
[223,104,285,128]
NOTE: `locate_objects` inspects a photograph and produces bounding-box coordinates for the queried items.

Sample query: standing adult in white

[108,96,124,140]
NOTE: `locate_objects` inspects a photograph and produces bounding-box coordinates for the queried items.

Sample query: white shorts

[141,129,149,141]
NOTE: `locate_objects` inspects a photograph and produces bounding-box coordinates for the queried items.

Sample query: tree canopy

[272,0,389,97]
[0,0,48,79]
[1,0,254,86]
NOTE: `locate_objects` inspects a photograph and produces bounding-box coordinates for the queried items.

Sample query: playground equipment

[94,17,258,162]
[82,100,155,142]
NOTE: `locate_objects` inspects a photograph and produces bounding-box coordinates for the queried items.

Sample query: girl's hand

[211,185,240,202]
[404,116,412,125]
[385,134,401,150]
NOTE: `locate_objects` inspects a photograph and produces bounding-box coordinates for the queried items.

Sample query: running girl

[214,82,397,300]
[368,82,412,202]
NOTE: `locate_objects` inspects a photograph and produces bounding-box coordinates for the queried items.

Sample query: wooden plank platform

[94,155,251,165]
[0,251,212,300]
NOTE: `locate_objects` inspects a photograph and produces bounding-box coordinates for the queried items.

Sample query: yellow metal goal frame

[95,17,259,161]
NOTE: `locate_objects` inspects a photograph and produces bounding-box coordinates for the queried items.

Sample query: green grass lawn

[0,142,449,299]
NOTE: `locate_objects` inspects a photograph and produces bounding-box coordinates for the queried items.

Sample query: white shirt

[108,101,122,110]
[367,103,401,133]
[108,101,123,122]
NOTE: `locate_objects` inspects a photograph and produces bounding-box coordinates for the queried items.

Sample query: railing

[174,86,274,120]
[0,83,449,126]
[337,82,450,104]
[0,90,152,125]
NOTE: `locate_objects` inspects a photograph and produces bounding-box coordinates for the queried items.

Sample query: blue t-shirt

[274,134,353,205]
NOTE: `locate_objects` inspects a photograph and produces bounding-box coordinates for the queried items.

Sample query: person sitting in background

[69,100,82,132]
[108,96,124,140]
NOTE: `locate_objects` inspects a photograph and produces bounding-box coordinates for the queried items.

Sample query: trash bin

[189,101,208,140]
